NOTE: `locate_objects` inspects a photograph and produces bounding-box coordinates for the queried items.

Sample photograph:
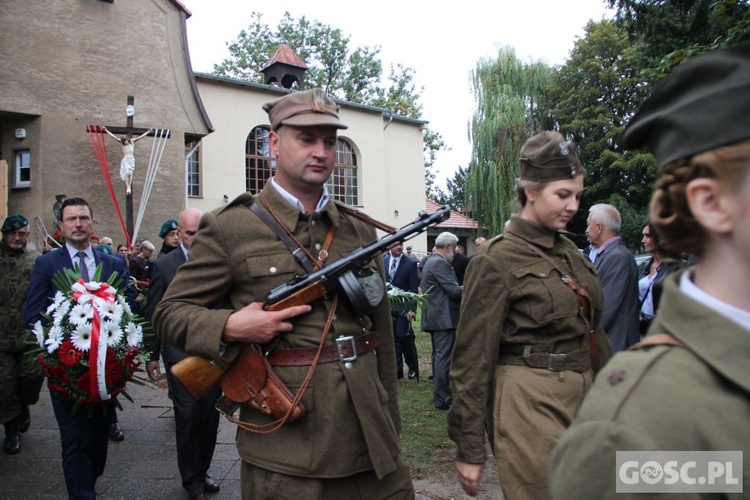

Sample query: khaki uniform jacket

[153,183,402,479]
[550,273,750,498]
[448,216,610,463]
[0,242,39,352]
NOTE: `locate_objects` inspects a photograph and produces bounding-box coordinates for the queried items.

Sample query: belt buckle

[548,353,567,372]
[336,335,358,363]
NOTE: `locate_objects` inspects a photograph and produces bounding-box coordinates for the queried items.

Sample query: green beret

[263,88,348,131]
[159,218,179,238]
[1,214,29,233]
[619,45,750,168]
[519,131,583,182]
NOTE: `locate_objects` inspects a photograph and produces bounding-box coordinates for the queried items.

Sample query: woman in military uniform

[448,131,612,499]
[550,46,750,498]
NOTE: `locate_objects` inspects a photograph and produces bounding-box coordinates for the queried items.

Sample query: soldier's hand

[222,302,312,344]
[456,461,483,497]
[146,360,161,381]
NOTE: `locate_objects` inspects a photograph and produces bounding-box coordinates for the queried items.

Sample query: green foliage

[431,165,469,212]
[466,47,552,235]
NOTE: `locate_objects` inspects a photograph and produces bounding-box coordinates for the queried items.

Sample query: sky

[182,0,614,190]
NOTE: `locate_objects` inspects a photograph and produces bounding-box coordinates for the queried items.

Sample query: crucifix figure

[103,127,151,195]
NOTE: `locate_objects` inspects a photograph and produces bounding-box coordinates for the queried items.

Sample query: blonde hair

[651,139,750,256]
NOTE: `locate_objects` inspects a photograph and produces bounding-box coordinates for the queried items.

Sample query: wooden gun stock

[170,355,225,400]
[263,281,327,312]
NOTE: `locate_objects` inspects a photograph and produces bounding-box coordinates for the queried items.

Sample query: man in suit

[153,89,413,498]
[143,207,221,500]
[586,203,640,352]
[23,197,136,500]
[420,231,463,410]
[384,241,420,380]
[450,244,470,285]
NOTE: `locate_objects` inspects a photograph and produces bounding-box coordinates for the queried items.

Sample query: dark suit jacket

[384,253,420,338]
[142,246,188,364]
[420,252,462,332]
[24,246,135,327]
[451,252,471,285]
[593,238,640,352]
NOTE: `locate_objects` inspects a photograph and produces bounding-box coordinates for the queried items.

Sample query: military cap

[619,45,750,168]
[263,88,348,131]
[519,131,583,182]
[1,214,29,233]
[159,218,179,238]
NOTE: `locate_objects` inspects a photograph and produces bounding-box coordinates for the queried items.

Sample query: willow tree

[466,47,552,236]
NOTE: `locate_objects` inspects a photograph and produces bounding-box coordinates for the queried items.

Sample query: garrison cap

[619,45,750,168]
[263,89,348,131]
[159,218,179,238]
[1,214,29,233]
[519,131,583,182]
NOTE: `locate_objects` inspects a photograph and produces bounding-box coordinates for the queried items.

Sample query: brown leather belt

[267,331,380,366]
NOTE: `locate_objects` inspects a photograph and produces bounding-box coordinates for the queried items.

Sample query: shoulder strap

[336,203,397,233]
[247,201,315,274]
[630,333,686,350]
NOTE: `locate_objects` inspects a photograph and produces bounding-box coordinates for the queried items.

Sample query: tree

[465,47,553,236]
[213,11,445,192]
[432,165,469,212]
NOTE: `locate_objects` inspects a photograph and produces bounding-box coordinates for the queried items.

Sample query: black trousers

[165,360,222,490]
[393,315,418,376]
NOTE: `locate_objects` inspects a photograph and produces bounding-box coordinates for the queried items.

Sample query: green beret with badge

[1,214,29,233]
[159,218,179,238]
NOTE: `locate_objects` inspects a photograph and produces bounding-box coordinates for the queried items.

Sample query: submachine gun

[172,205,451,399]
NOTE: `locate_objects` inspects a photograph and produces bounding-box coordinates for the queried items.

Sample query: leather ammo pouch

[220,344,306,423]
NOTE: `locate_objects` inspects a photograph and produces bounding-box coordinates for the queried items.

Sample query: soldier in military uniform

[448,132,612,499]
[550,46,750,498]
[0,214,43,454]
[154,89,413,499]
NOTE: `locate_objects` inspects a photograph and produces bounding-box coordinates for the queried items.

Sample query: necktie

[389,257,397,281]
[77,252,90,281]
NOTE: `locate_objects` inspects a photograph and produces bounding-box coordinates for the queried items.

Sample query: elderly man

[421,231,463,410]
[586,204,640,351]
[129,240,155,282]
[153,89,413,499]
[0,215,43,455]
[143,208,222,500]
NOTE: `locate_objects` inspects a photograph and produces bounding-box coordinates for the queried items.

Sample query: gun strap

[505,233,597,363]
[337,204,397,233]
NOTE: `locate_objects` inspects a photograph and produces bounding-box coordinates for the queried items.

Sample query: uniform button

[311,220,316,227]
[333,315,337,321]
[270,267,277,273]
[315,243,322,251]
[344,362,353,369]
[607,369,626,385]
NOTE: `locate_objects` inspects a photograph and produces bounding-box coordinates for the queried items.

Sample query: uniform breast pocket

[245,252,303,290]
[511,261,579,325]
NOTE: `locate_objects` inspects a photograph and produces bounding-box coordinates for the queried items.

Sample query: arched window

[245,126,273,194]
[327,138,358,206]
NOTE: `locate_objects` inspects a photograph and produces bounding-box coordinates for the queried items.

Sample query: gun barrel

[264,206,450,306]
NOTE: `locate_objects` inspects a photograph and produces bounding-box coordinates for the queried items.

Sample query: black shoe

[4,432,20,455]
[187,486,205,500]
[408,371,417,379]
[20,406,30,433]
[396,372,404,380]
[202,476,220,493]
[109,423,124,441]
[428,375,434,381]
[435,403,451,411]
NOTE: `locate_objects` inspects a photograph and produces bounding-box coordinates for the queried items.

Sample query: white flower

[32,321,45,348]
[125,322,143,347]
[45,324,64,353]
[71,324,93,352]
[52,300,71,326]
[69,303,94,327]
[102,320,124,347]
[53,290,67,307]
[117,296,132,317]
[97,301,123,324]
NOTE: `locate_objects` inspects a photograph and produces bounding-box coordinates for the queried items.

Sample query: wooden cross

[100,96,170,239]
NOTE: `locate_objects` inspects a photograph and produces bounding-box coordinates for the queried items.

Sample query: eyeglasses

[7,230,30,238]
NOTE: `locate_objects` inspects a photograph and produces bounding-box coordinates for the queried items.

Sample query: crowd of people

[1,46,748,500]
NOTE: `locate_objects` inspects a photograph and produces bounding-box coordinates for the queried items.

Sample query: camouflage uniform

[0,240,43,429]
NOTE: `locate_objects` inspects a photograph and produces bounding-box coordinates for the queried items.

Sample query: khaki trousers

[240,456,414,499]
[491,364,592,500]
